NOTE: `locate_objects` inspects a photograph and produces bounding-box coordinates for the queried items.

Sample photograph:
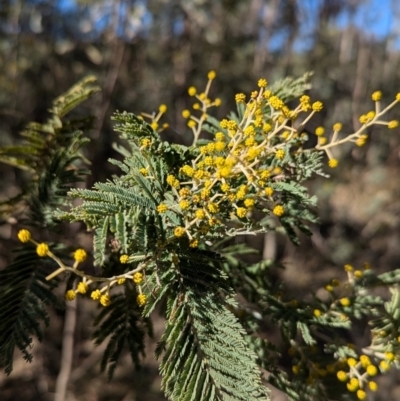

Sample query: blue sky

[336,0,394,39]
[55,0,399,49]
[265,0,399,52]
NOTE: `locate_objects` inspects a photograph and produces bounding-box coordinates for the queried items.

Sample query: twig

[54,296,77,401]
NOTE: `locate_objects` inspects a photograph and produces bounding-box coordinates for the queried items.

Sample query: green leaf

[93,286,151,379]
[0,248,60,375]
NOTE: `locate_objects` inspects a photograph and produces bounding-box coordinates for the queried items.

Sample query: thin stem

[54,294,77,401]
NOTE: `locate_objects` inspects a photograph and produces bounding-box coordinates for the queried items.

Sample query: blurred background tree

[1,0,400,400]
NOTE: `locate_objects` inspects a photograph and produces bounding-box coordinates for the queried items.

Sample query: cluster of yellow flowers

[291,261,400,399]
[290,350,382,400]
[318,90,400,165]
[335,351,397,400]
[17,76,400,312]
[141,103,169,132]
[311,263,375,323]
[17,229,147,307]
[139,73,400,246]
[290,341,399,400]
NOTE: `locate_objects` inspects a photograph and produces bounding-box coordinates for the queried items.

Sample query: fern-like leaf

[156,252,269,401]
[158,292,269,401]
[0,248,60,374]
[93,286,151,379]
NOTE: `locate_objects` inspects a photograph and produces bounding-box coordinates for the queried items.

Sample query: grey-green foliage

[0,247,61,374]
[0,75,99,225]
[269,72,313,102]
[57,110,271,401]
[157,293,269,401]
[6,73,400,401]
[151,247,269,401]
[0,76,99,373]
[52,74,325,400]
[93,283,153,380]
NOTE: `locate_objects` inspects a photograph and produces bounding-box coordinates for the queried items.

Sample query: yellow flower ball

[263,90,272,99]
[312,101,323,112]
[368,381,378,392]
[91,289,102,300]
[359,355,371,368]
[313,309,322,317]
[347,377,359,392]
[336,370,348,382]
[74,248,87,263]
[300,95,310,104]
[215,132,225,141]
[220,183,230,193]
[344,264,353,272]
[137,294,147,307]
[182,109,190,118]
[366,365,377,376]
[328,158,339,168]
[159,104,167,113]
[120,254,129,264]
[207,203,219,214]
[76,282,88,294]
[188,86,197,96]
[354,270,363,278]
[236,207,247,218]
[388,120,399,129]
[264,187,274,197]
[258,78,268,88]
[273,205,284,217]
[189,239,198,248]
[207,70,216,80]
[372,91,382,101]
[36,243,49,257]
[244,198,255,208]
[65,290,76,301]
[17,229,31,243]
[174,226,185,238]
[235,93,246,103]
[275,149,285,160]
[100,294,111,307]
[356,390,366,400]
[333,122,342,131]
[347,357,357,367]
[340,297,351,307]
[157,204,168,214]
[380,360,390,371]
[215,141,226,151]
[195,210,206,220]
[141,138,151,148]
[179,200,190,210]
[263,123,272,132]
[133,272,143,284]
